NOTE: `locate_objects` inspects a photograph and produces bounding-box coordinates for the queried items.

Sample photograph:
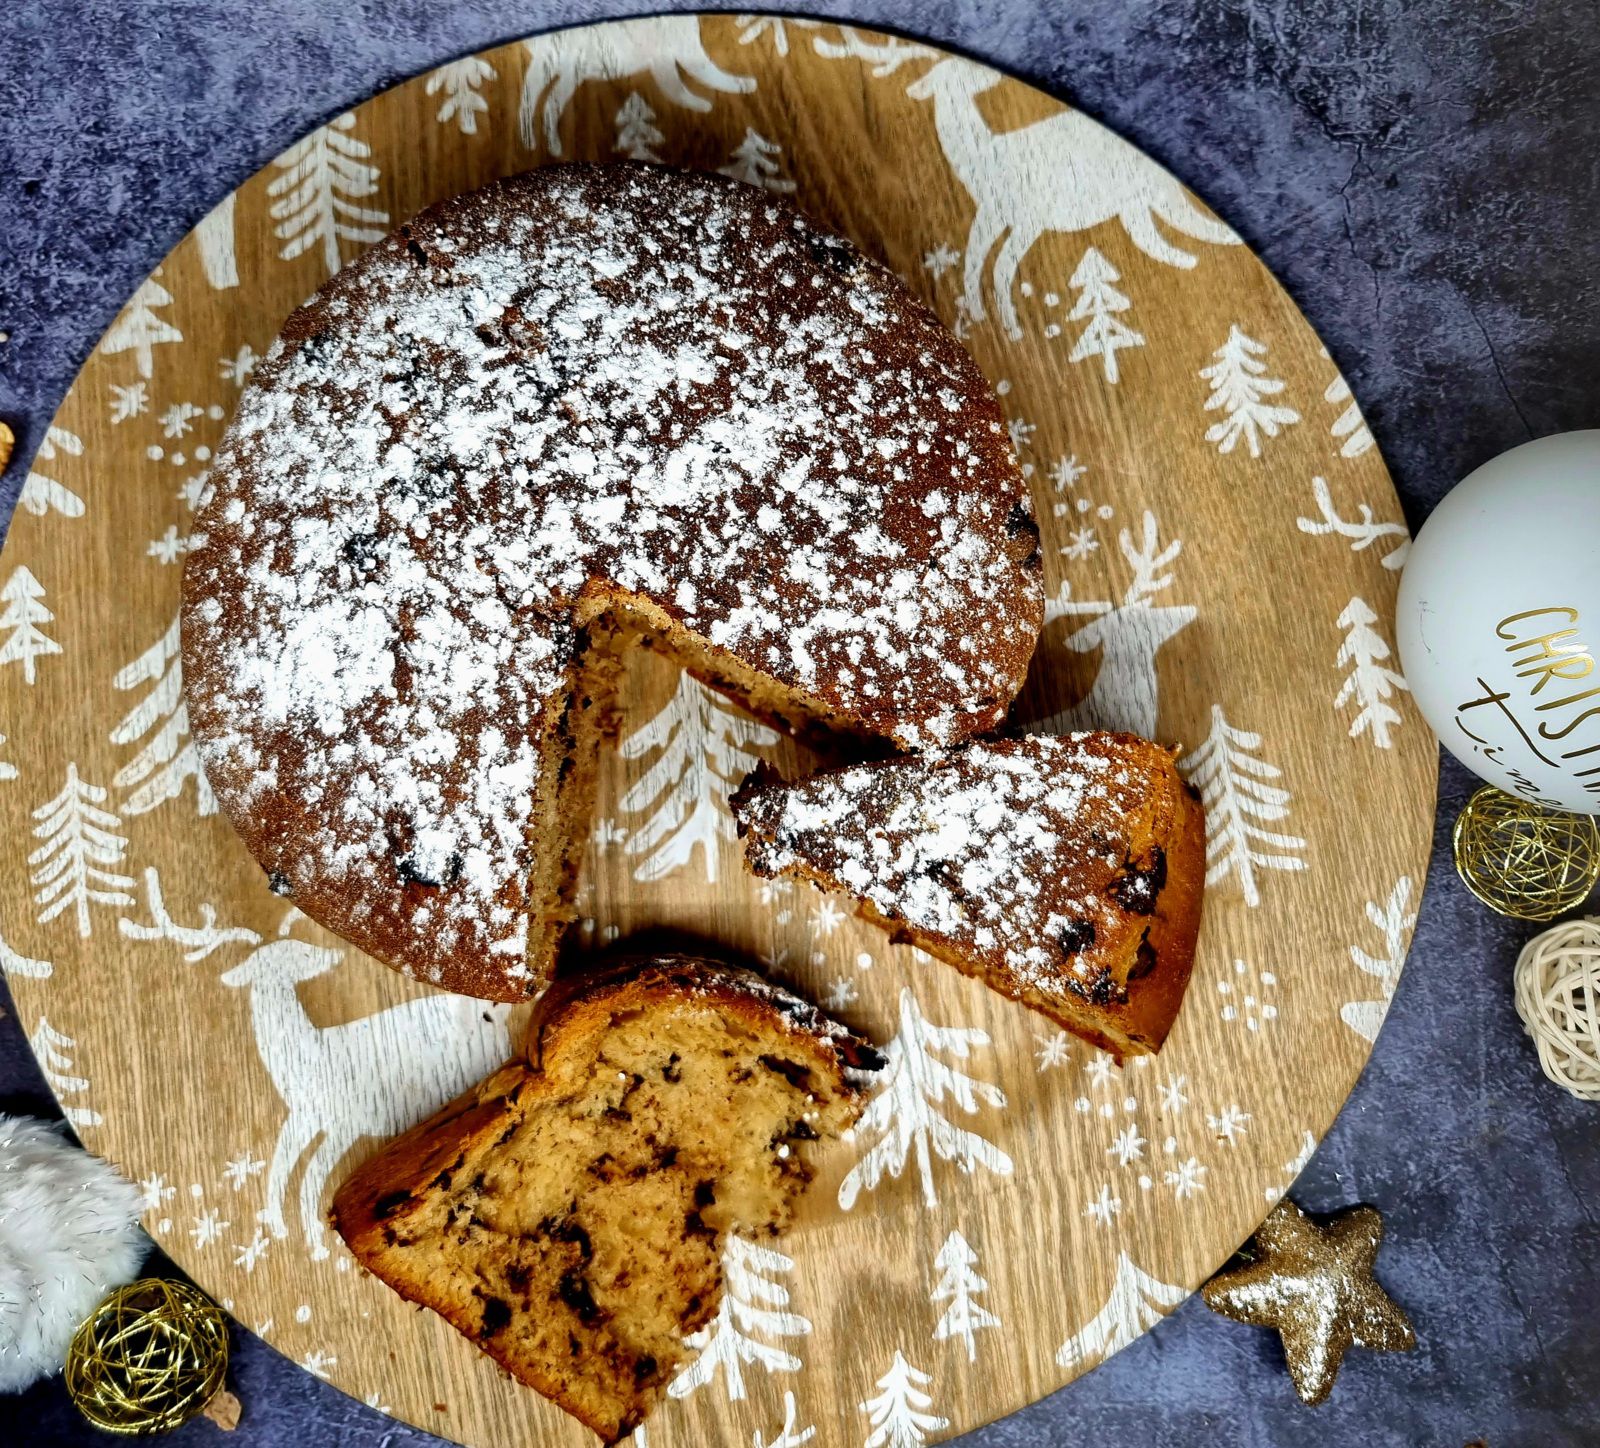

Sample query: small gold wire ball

[64,1278,229,1435]
[1514,917,1600,1099]
[1452,785,1600,921]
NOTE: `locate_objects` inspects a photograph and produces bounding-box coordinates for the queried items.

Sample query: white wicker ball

[1513,917,1600,1100]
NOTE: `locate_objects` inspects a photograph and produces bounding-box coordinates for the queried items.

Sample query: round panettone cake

[181,163,1042,1001]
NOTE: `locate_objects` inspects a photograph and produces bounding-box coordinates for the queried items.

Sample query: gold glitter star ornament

[1202,1200,1414,1405]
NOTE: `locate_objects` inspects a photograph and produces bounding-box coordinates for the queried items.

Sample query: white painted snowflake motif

[234,1230,270,1273]
[224,1152,266,1190]
[1084,1183,1121,1226]
[1107,1123,1145,1166]
[158,402,202,439]
[219,345,258,386]
[1035,1031,1072,1070]
[190,1207,229,1247]
[300,1350,337,1380]
[147,526,188,565]
[922,243,961,279]
[1062,525,1099,560]
[1163,1156,1207,1200]
[1208,1105,1251,1144]
[109,382,148,423]
[823,978,858,1011]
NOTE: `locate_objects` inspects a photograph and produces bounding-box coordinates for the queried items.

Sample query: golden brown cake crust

[730,733,1206,1056]
[182,162,1041,1001]
[330,955,878,1442]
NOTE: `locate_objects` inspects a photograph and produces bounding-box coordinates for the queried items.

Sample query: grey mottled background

[1,2,1597,1445]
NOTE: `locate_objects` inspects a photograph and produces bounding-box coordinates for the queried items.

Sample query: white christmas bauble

[1398,430,1600,813]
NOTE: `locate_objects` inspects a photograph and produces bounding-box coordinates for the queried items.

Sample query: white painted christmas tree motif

[617,673,778,882]
[29,1015,103,1127]
[667,1237,810,1403]
[838,987,1013,1211]
[719,128,796,192]
[753,1390,815,1448]
[1200,324,1300,457]
[519,17,754,156]
[613,92,665,161]
[110,614,216,818]
[1296,475,1410,570]
[1055,1252,1185,1368]
[1179,705,1307,908]
[929,1230,1000,1361]
[1039,511,1196,739]
[30,763,135,936]
[0,925,52,979]
[20,425,86,519]
[1335,597,1409,748]
[1323,367,1375,457]
[267,113,389,276]
[426,56,497,135]
[1065,247,1144,383]
[196,192,239,290]
[101,272,183,379]
[859,1351,947,1448]
[1340,875,1417,1043]
[0,566,62,684]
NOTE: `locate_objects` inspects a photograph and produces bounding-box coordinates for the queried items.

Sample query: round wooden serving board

[0,16,1434,1447]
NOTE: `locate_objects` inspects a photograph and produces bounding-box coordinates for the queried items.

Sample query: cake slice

[730,734,1206,1057]
[330,956,880,1443]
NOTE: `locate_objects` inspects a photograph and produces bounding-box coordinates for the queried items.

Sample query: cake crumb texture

[330,955,878,1444]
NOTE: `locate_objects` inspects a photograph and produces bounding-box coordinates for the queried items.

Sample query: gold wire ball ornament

[64,1278,230,1436]
[1514,917,1600,1099]
[1452,785,1600,921]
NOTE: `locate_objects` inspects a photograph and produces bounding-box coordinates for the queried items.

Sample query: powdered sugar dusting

[182,165,1039,994]
[736,735,1167,1003]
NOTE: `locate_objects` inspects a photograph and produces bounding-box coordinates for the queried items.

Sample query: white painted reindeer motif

[1038,512,1197,739]
[519,16,755,156]
[121,869,511,1258]
[906,58,1239,338]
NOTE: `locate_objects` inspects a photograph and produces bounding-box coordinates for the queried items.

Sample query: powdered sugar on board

[183,164,1039,990]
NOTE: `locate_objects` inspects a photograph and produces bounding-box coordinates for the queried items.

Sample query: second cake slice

[731,733,1206,1057]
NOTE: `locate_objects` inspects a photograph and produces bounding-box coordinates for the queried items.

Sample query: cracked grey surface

[1,2,1597,1445]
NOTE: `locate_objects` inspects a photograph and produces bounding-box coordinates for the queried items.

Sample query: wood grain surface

[0,17,1434,1448]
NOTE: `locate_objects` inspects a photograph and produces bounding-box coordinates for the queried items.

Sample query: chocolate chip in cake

[267,870,294,897]
[1128,930,1159,982]
[757,1055,813,1091]
[1059,917,1097,957]
[800,229,859,275]
[1107,847,1167,916]
[558,1270,603,1327]
[372,1190,412,1220]
[479,1294,512,1337]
